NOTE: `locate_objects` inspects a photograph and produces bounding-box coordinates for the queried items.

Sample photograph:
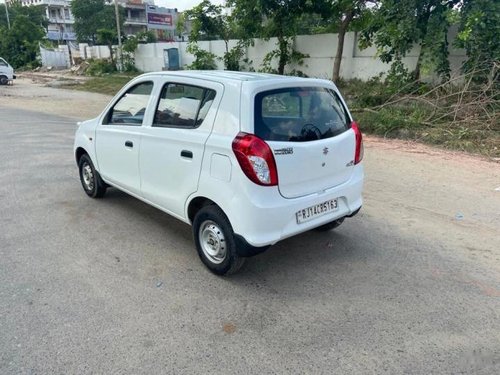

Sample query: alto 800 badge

[274,147,294,155]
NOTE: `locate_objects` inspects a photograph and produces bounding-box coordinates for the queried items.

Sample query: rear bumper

[347,206,362,217]
[229,165,364,247]
[234,206,361,257]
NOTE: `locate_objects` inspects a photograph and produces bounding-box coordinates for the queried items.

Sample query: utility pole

[114,0,123,71]
[4,0,11,30]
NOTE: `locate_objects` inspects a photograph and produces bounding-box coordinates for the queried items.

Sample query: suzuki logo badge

[323,147,329,155]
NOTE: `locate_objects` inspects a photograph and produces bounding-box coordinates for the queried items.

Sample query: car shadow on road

[99,188,375,282]
[238,220,374,276]
[100,188,194,241]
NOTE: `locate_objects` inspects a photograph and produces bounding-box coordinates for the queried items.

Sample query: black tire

[0,76,8,85]
[78,154,107,198]
[193,205,245,275]
[315,217,345,232]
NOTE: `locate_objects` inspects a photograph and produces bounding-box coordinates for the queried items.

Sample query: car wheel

[0,76,8,85]
[315,217,345,232]
[193,205,245,275]
[78,154,107,198]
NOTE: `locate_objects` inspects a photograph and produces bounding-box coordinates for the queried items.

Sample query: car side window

[0,60,7,67]
[105,81,153,126]
[153,83,216,128]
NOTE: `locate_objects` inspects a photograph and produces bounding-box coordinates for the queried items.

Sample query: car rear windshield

[254,87,350,142]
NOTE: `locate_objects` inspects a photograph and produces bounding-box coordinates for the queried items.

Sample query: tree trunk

[278,36,288,75]
[108,44,115,66]
[332,11,354,84]
[414,48,423,81]
[413,4,432,82]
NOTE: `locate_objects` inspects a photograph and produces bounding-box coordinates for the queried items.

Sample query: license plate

[296,199,338,224]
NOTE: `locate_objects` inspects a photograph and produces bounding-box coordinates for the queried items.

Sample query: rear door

[254,87,355,199]
[139,78,223,219]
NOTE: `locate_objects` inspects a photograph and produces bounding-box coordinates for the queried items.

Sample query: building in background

[16,0,180,43]
[145,4,178,41]
[118,0,179,42]
[119,0,150,36]
[19,0,76,42]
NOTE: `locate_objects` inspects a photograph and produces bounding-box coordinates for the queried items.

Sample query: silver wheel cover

[199,220,227,264]
[82,163,94,191]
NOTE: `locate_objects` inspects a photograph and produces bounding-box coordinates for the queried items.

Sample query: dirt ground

[0,76,109,119]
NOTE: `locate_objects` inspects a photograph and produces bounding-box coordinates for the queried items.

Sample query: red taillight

[351,121,364,164]
[232,132,278,186]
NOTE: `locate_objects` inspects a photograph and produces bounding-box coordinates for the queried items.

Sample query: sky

[156,0,225,12]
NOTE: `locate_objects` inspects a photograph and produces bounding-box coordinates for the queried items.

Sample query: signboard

[146,6,176,31]
[147,13,173,28]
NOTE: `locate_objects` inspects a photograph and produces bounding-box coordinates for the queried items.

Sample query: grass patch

[73,74,139,96]
[339,78,500,158]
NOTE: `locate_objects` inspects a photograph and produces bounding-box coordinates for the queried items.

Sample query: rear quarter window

[255,87,350,142]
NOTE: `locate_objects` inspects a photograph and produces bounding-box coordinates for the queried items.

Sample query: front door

[95,81,154,195]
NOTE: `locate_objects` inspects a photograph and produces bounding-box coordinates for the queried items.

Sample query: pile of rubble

[69,59,91,76]
[21,65,89,87]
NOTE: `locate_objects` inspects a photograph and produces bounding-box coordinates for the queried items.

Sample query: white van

[0,57,15,85]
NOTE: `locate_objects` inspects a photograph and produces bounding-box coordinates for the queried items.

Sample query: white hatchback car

[74,71,364,275]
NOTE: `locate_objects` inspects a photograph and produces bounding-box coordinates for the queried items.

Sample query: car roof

[142,70,322,85]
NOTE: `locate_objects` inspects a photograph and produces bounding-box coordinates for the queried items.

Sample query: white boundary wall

[121,30,468,81]
[40,45,71,68]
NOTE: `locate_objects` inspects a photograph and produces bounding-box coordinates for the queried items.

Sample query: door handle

[181,150,193,159]
[125,141,133,148]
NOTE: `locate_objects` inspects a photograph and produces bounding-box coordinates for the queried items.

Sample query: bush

[122,31,156,73]
[341,74,499,157]
[186,44,218,70]
[86,59,116,76]
[337,77,393,107]
[123,61,139,73]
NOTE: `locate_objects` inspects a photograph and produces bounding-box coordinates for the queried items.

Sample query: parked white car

[0,57,15,85]
[74,71,364,275]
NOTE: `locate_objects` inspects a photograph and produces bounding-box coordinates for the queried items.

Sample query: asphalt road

[0,105,499,374]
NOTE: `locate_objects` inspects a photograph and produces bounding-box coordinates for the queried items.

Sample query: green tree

[312,0,377,83]
[71,0,124,44]
[230,0,308,75]
[457,0,500,82]
[182,0,250,71]
[183,0,228,42]
[0,2,46,68]
[96,28,117,66]
[360,0,460,81]
[0,1,46,27]
[122,30,156,71]
[186,44,218,70]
